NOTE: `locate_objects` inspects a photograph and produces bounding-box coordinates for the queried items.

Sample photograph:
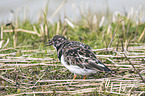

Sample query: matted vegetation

[0,5,145,95]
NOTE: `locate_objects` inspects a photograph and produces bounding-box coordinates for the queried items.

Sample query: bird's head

[45,35,68,49]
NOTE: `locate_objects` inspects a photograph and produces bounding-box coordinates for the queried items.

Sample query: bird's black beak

[44,40,53,46]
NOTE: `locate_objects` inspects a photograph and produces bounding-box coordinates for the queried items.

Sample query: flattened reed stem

[124,54,145,83]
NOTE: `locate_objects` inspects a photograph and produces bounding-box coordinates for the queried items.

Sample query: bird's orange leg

[70,74,77,84]
[83,75,87,80]
[73,74,77,80]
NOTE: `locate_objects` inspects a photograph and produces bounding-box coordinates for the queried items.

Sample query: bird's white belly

[61,55,97,75]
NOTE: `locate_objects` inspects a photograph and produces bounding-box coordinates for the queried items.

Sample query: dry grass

[0,43,145,96]
[0,3,145,95]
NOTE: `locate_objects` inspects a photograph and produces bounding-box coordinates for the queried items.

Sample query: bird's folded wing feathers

[63,46,110,72]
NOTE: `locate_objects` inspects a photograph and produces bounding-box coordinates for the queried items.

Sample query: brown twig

[116,36,120,51]
[122,21,126,40]
[34,72,46,86]
[120,36,124,52]
[0,75,16,85]
[108,20,120,48]
[124,54,145,83]
[126,33,133,50]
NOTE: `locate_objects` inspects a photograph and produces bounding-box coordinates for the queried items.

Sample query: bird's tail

[97,60,111,72]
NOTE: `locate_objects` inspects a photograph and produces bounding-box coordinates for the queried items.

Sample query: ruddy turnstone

[45,35,111,79]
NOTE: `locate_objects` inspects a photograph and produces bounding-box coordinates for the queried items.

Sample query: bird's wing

[63,46,111,72]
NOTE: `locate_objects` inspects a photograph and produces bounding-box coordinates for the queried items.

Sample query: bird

[45,35,111,80]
